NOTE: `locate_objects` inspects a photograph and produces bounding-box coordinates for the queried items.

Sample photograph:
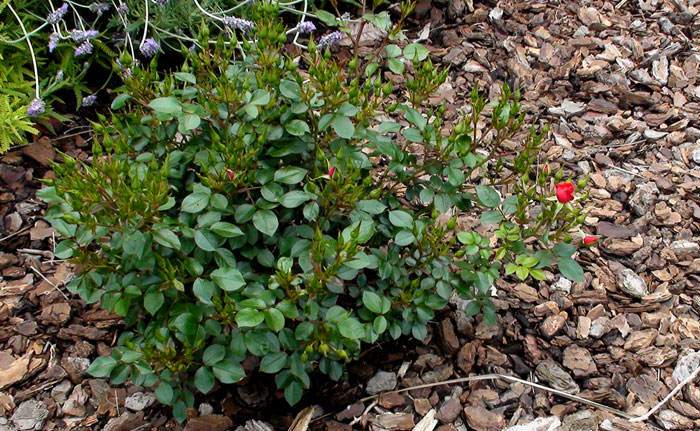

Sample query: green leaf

[394,230,415,246]
[265,308,285,332]
[515,266,529,281]
[338,317,365,339]
[260,352,288,374]
[388,58,404,74]
[250,89,270,105]
[87,356,116,378]
[155,381,174,405]
[385,44,401,57]
[211,359,244,384]
[54,240,76,259]
[179,113,201,131]
[210,222,244,238]
[203,344,227,366]
[285,119,310,136]
[402,128,423,143]
[172,313,198,336]
[558,257,584,283]
[279,80,301,101]
[193,230,216,252]
[362,291,383,314]
[193,278,216,305]
[553,243,577,258]
[332,115,355,139]
[253,209,279,236]
[357,200,386,214]
[110,94,131,110]
[388,210,413,229]
[148,97,181,115]
[283,380,303,405]
[182,192,209,213]
[194,366,215,394]
[211,267,246,292]
[274,167,308,184]
[476,185,500,208]
[280,191,313,208]
[480,210,502,225]
[236,308,265,327]
[465,301,481,316]
[315,10,337,26]
[122,231,146,257]
[502,195,518,214]
[403,43,429,61]
[174,72,196,84]
[144,291,164,315]
[153,228,181,250]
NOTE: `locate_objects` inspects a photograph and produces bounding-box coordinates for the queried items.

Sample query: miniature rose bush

[39,5,587,421]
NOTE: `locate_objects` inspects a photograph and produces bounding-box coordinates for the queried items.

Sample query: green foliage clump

[40,7,586,421]
[0,92,38,153]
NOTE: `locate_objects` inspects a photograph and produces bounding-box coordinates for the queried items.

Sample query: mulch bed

[3,0,700,430]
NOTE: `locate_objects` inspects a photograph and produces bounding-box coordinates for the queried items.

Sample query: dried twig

[28,265,70,301]
[349,370,700,426]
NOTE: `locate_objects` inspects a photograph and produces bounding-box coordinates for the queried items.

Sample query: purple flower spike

[48,32,60,53]
[223,16,255,33]
[70,29,99,42]
[117,2,129,13]
[297,21,316,34]
[74,40,94,57]
[47,3,68,24]
[81,94,97,107]
[90,2,110,15]
[27,98,45,117]
[140,38,160,58]
[318,31,343,49]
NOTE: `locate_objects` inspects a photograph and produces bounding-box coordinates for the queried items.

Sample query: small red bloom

[555,181,575,203]
[226,168,235,181]
[328,166,336,178]
[583,235,598,246]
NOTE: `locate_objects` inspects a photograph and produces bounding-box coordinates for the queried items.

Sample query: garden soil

[3,0,700,430]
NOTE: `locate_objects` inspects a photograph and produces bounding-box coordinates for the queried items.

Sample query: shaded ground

[3,0,700,430]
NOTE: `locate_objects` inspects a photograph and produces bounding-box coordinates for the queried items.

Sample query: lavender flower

[317,31,343,49]
[89,2,110,15]
[70,29,99,42]
[139,38,160,57]
[81,94,97,107]
[116,2,129,13]
[47,3,68,24]
[223,16,255,33]
[296,21,316,34]
[27,98,45,117]
[74,40,94,57]
[48,32,60,53]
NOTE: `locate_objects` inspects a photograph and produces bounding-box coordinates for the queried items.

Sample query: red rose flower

[226,168,235,181]
[583,235,598,246]
[555,181,575,203]
[328,166,336,178]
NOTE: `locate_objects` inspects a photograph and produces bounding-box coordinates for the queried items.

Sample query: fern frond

[0,94,39,153]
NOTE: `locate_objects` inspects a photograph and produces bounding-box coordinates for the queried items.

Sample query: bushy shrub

[40,5,587,421]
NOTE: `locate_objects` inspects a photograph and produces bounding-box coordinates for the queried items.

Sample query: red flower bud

[555,181,575,203]
[328,166,336,178]
[583,235,598,246]
[226,168,235,181]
